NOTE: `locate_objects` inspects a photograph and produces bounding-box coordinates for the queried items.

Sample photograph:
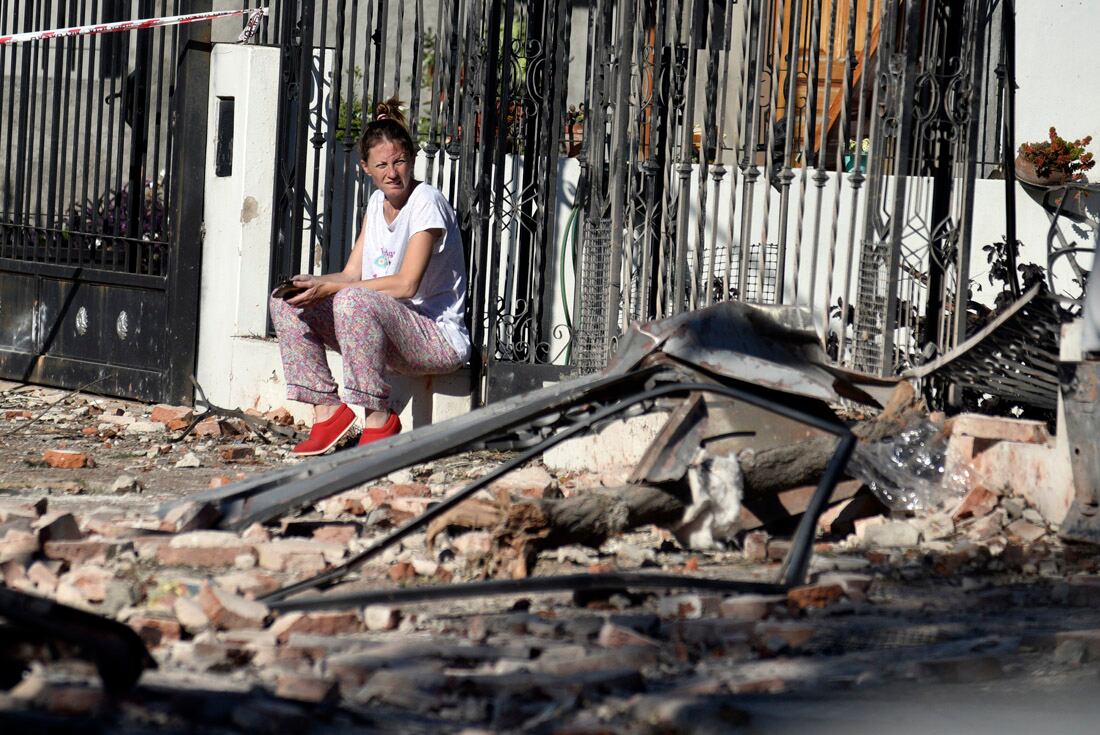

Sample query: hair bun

[373,97,408,129]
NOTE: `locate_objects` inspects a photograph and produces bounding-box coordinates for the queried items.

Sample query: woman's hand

[286,274,342,307]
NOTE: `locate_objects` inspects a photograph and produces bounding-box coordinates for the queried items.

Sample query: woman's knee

[333,287,390,321]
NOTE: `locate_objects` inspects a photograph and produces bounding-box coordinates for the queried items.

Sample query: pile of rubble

[3,299,1100,732]
[3,411,1100,731]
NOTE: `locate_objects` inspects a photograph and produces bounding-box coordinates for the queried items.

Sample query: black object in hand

[273,277,306,299]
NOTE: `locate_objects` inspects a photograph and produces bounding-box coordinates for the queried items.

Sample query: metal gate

[264,0,1005,405]
[0,0,208,404]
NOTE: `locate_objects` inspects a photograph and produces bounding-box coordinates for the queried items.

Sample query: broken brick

[151,404,194,427]
[255,538,343,573]
[0,529,38,564]
[1006,519,1046,544]
[197,583,269,630]
[220,445,256,462]
[156,531,255,568]
[174,596,212,634]
[719,594,786,622]
[192,417,225,437]
[42,449,94,469]
[263,407,295,426]
[787,582,845,611]
[269,611,362,643]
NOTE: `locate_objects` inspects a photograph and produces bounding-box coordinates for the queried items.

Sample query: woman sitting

[270,98,469,455]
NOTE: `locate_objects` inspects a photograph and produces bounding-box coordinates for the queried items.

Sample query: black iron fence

[0,0,208,403]
[262,0,1006,404]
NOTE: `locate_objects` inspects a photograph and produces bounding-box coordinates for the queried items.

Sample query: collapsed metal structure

[163,301,878,607]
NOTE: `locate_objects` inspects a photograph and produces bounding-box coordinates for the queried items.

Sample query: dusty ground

[2,382,1100,733]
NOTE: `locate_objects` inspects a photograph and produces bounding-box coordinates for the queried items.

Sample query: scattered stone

[255,538,342,573]
[42,449,93,469]
[363,605,401,631]
[174,452,203,469]
[174,596,212,634]
[1054,639,1089,666]
[1005,519,1046,544]
[742,531,768,563]
[719,594,786,621]
[160,501,220,533]
[110,474,144,494]
[126,420,164,434]
[861,520,921,548]
[658,594,719,620]
[209,476,233,488]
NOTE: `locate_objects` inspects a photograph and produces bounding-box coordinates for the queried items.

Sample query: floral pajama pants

[269,287,464,412]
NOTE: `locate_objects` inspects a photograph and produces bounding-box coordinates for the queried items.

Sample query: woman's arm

[286,228,441,306]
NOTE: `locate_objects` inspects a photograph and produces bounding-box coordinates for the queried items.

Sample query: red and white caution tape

[0,7,267,47]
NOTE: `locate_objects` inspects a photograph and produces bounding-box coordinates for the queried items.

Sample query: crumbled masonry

[3,379,1100,731]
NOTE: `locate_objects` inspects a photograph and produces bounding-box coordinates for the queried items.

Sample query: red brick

[59,565,113,602]
[192,417,225,437]
[150,404,194,426]
[197,583,268,630]
[4,409,32,419]
[209,476,233,488]
[787,582,845,611]
[42,449,93,469]
[312,524,358,544]
[220,445,255,462]
[157,535,254,568]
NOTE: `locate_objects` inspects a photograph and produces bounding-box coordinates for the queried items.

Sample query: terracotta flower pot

[1014,153,1070,187]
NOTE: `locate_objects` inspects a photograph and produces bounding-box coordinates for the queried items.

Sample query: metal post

[165,0,213,404]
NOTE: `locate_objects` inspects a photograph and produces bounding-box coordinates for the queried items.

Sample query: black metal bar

[269,0,315,296]
[126,0,155,270]
[1000,0,1019,298]
[270,572,788,612]
[163,0,213,405]
[259,378,853,602]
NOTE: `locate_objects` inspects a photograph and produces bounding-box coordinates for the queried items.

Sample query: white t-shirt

[360,182,470,361]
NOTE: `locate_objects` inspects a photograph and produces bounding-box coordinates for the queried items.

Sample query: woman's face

[362,139,413,198]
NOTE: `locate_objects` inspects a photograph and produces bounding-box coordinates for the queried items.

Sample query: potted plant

[843,137,869,172]
[561,103,585,157]
[1016,127,1094,186]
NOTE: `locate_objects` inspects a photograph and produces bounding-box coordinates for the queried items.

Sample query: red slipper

[357,411,402,446]
[293,404,356,456]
